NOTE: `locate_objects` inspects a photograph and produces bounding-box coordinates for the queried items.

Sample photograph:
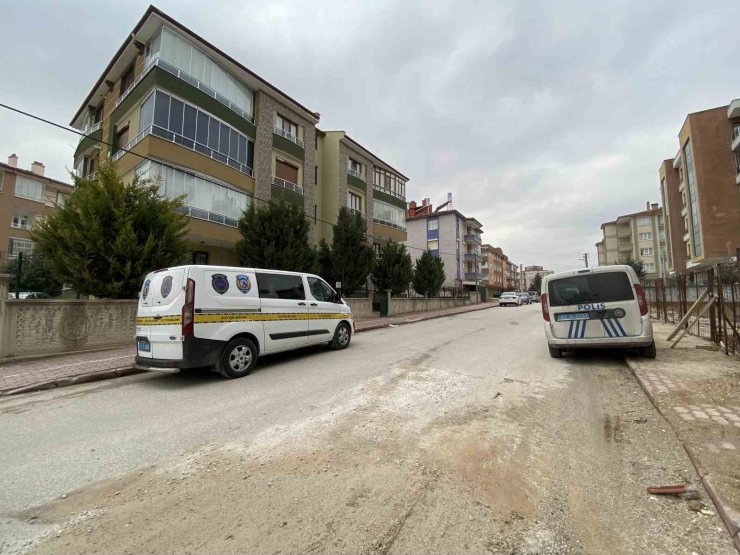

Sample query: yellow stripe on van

[136,312,351,326]
[136,315,183,326]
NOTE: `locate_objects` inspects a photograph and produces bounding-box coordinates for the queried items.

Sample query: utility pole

[578,253,589,268]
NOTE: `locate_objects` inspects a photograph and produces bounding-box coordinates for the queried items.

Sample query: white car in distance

[499,292,522,307]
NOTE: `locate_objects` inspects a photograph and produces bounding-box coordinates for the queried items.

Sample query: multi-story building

[481,245,505,296]
[71,6,321,265]
[405,200,483,291]
[315,131,407,248]
[658,102,740,273]
[522,265,554,290]
[505,260,518,290]
[0,155,74,261]
[596,203,665,280]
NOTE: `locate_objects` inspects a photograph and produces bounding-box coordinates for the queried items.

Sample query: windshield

[547,272,634,307]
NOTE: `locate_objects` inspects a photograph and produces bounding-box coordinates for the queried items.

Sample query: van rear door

[547,271,641,339]
[136,268,187,360]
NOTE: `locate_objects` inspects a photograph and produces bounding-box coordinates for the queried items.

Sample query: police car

[540,265,655,359]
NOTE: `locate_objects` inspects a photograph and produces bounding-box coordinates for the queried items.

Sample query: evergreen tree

[2,255,63,297]
[31,162,190,298]
[412,251,445,297]
[236,201,316,272]
[372,240,413,295]
[318,208,375,295]
[530,272,543,292]
[624,256,645,278]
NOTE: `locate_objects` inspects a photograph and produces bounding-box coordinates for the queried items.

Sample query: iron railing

[273,176,304,195]
[348,168,363,180]
[273,126,305,148]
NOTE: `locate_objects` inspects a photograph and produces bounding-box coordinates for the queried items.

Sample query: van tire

[331,322,351,350]
[548,345,563,358]
[218,337,258,379]
[639,340,657,359]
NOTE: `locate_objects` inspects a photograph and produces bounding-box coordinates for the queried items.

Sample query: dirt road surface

[0,305,734,554]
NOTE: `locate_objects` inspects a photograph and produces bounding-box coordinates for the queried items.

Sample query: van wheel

[218,337,258,379]
[548,345,563,358]
[639,341,657,359]
[331,322,351,350]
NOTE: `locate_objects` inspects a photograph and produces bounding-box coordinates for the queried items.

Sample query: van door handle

[297,302,306,306]
[310,303,318,307]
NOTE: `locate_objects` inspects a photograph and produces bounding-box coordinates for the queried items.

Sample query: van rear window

[548,272,634,307]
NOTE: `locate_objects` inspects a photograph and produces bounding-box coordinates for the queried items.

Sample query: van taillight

[541,293,550,321]
[634,284,648,316]
[182,278,195,336]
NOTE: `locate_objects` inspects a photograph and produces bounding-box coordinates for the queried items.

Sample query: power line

[0,101,473,258]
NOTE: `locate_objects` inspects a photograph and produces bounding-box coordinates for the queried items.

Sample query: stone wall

[389,295,475,316]
[345,298,374,318]
[1,300,137,359]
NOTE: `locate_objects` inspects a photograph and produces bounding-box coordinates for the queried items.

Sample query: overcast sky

[1,0,738,271]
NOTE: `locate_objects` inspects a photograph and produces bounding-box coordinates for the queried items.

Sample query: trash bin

[379,290,390,317]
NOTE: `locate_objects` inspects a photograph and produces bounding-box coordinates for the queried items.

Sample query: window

[11,213,31,230]
[256,273,305,300]
[138,160,250,227]
[348,158,362,178]
[372,199,405,229]
[547,272,634,307]
[276,114,298,138]
[347,191,362,212]
[659,230,666,241]
[643,263,655,272]
[147,26,254,118]
[115,125,130,152]
[638,232,652,241]
[373,168,405,199]
[308,277,336,303]
[427,239,439,251]
[427,218,439,231]
[636,217,651,226]
[640,248,653,256]
[15,175,43,201]
[9,238,34,258]
[120,65,135,95]
[683,140,702,256]
[56,192,66,207]
[192,251,209,265]
[275,159,299,185]
[140,90,254,172]
[0,169,4,192]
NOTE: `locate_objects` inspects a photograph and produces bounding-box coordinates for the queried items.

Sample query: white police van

[540,265,655,359]
[134,265,353,378]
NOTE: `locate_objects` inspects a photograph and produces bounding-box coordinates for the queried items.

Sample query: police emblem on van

[142,279,151,300]
[235,274,251,294]
[161,275,173,298]
[211,273,229,294]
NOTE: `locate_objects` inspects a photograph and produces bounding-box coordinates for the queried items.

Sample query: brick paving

[0,301,499,395]
[626,322,740,550]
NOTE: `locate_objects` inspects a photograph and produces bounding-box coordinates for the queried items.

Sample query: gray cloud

[1,0,738,271]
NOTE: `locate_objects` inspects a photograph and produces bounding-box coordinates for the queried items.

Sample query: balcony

[175,205,240,228]
[116,57,254,124]
[347,168,364,181]
[273,126,304,148]
[464,233,482,244]
[464,272,479,281]
[372,217,406,231]
[273,176,304,195]
[111,124,254,178]
[79,121,101,142]
[464,252,481,261]
[347,207,364,218]
[728,98,740,119]
[618,244,632,252]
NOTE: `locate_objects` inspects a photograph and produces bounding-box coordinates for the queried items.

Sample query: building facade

[505,260,518,290]
[72,6,321,265]
[596,203,666,280]
[522,265,554,291]
[659,102,740,273]
[481,244,505,296]
[405,202,483,291]
[315,131,407,248]
[0,155,74,262]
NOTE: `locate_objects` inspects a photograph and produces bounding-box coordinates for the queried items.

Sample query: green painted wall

[373,188,407,209]
[347,174,367,192]
[272,134,305,161]
[73,128,103,162]
[271,184,304,207]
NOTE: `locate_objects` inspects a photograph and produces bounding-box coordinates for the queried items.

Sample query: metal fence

[643,263,740,356]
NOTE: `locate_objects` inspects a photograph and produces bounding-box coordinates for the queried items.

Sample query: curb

[625,357,740,551]
[1,366,141,396]
[355,302,498,333]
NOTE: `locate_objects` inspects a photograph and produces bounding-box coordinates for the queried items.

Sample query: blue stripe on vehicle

[580,320,587,338]
[607,319,620,337]
[601,319,612,337]
[614,318,627,337]
[568,320,574,339]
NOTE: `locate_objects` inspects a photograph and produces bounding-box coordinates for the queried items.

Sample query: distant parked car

[518,292,532,305]
[500,292,522,307]
[528,291,540,303]
[8,291,52,300]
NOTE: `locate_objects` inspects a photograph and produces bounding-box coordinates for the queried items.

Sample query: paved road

[0,305,734,554]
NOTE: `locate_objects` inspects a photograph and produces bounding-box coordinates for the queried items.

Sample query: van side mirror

[334,291,343,304]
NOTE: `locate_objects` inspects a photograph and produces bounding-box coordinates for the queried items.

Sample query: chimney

[447,192,453,210]
[7,154,18,167]
[646,201,650,210]
[409,200,417,210]
[31,161,45,176]
[421,199,427,207]
[651,203,658,210]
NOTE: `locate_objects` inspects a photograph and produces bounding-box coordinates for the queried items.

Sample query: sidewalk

[0,301,498,396]
[625,321,740,551]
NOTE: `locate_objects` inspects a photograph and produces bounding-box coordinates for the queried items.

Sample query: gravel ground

[2,306,735,554]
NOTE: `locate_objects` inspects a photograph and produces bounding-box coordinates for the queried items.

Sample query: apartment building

[0,155,74,261]
[405,199,483,291]
[522,265,554,290]
[596,202,666,280]
[505,260,518,290]
[481,244,505,295]
[315,131,408,247]
[71,6,320,265]
[658,102,740,273]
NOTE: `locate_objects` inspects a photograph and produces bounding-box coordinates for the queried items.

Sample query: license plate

[556,312,590,321]
[137,341,151,352]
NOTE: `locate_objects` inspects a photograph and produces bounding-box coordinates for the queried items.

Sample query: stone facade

[338,140,374,238]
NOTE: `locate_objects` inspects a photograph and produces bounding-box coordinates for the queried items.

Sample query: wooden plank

[666,287,710,341]
[670,297,716,349]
